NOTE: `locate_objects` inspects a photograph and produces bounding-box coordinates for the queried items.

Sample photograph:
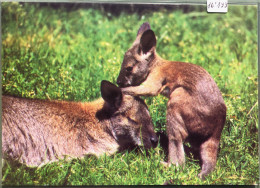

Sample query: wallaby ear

[101,80,122,109]
[140,30,156,55]
[137,22,151,36]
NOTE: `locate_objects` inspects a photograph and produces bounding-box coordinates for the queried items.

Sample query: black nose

[117,81,123,88]
[116,78,122,85]
[117,81,127,88]
[150,135,158,147]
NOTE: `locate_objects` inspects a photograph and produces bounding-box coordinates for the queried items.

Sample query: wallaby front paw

[121,88,134,95]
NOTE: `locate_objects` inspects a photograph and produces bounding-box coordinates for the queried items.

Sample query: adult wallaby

[117,22,226,179]
[2,80,158,167]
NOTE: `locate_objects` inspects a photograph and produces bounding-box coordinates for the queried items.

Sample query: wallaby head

[100,80,158,149]
[117,22,157,87]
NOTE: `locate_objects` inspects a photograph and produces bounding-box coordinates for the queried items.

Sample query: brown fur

[117,22,226,179]
[2,80,158,167]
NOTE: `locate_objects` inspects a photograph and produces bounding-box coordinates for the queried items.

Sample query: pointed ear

[101,80,122,109]
[140,30,156,55]
[137,22,151,36]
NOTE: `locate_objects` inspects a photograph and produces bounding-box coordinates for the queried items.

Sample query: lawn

[1,2,258,185]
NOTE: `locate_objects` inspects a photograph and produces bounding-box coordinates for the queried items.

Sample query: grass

[1,2,258,185]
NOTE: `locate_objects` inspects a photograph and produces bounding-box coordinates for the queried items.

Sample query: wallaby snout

[116,77,129,88]
[150,135,158,148]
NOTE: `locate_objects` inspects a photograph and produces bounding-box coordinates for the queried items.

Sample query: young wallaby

[117,22,226,179]
[2,80,158,167]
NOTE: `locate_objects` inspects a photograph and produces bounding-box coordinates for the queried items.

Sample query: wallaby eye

[127,117,138,124]
[126,67,133,72]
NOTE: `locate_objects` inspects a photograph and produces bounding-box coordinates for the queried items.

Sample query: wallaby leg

[163,138,185,186]
[166,113,187,167]
[168,138,185,166]
[166,88,189,167]
[198,137,219,179]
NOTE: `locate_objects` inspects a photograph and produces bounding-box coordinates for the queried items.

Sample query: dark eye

[126,67,133,72]
[127,117,138,124]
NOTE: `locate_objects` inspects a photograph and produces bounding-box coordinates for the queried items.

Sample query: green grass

[1,3,258,185]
